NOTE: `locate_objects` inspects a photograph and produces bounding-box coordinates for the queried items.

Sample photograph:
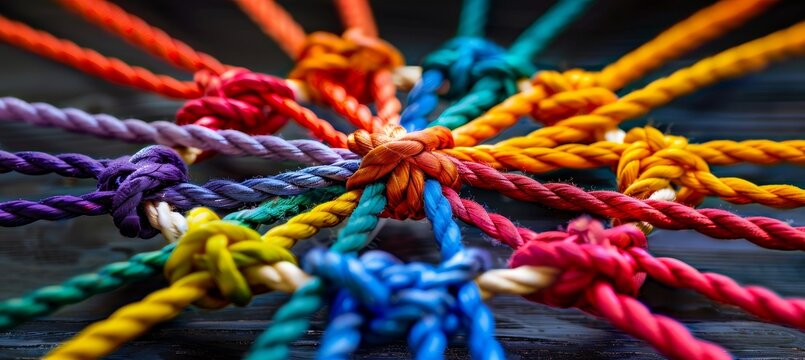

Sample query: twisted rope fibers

[0,188,340,330]
[451,1,783,146]
[0,143,802,249]
[0,1,803,359]
[401,0,594,131]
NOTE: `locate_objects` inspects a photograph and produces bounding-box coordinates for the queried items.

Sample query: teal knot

[423,37,532,98]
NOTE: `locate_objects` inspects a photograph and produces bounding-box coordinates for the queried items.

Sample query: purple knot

[97,146,188,238]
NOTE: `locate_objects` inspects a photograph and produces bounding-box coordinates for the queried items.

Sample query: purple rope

[0,151,108,178]
[0,97,358,165]
[0,146,359,237]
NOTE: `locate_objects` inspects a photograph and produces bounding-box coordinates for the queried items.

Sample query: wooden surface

[0,0,804,358]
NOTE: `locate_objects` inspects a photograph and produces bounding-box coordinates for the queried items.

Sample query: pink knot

[176,68,295,135]
[509,217,647,311]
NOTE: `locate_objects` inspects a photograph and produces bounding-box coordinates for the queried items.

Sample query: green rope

[0,187,343,330]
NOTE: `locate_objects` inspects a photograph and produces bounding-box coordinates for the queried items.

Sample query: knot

[306,248,500,357]
[177,68,295,135]
[530,69,618,125]
[423,37,533,98]
[164,208,296,308]
[346,125,459,219]
[617,126,702,201]
[97,146,188,238]
[290,29,404,103]
[509,217,646,311]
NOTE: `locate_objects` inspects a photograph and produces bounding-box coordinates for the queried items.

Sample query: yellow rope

[450,0,776,147]
[46,191,362,359]
[452,20,805,148]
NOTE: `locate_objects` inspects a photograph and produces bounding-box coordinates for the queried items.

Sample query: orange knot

[530,69,618,125]
[346,125,460,219]
[289,29,404,103]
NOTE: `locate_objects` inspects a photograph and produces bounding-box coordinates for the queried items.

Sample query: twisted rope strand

[0,160,358,228]
[496,21,805,150]
[628,247,805,330]
[233,0,307,57]
[0,189,339,330]
[457,0,490,38]
[423,0,594,131]
[453,159,805,249]
[443,138,805,171]
[335,0,379,38]
[452,7,797,146]
[246,183,385,359]
[56,0,227,74]
[0,150,107,178]
[596,0,775,90]
[46,187,362,359]
[0,15,200,99]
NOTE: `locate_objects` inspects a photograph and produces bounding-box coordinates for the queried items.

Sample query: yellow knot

[616,126,699,200]
[164,208,297,308]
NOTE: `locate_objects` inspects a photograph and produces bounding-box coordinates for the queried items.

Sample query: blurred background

[0,1,803,358]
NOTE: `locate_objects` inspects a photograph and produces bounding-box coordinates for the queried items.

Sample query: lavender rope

[0,97,358,165]
[0,146,359,237]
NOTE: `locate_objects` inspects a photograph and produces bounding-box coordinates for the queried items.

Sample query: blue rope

[314,180,504,359]
[310,248,497,359]
[423,180,463,258]
[400,69,444,131]
[246,183,386,360]
[404,0,596,131]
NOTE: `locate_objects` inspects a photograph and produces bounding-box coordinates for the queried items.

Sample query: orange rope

[0,14,200,99]
[233,0,307,58]
[596,0,775,90]
[56,0,227,74]
[237,0,403,132]
[335,0,379,38]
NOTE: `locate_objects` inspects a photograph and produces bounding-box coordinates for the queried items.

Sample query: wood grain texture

[0,0,803,359]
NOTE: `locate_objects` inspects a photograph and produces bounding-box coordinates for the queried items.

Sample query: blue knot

[97,146,188,238]
[423,37,534,98]
[305,248,504,360]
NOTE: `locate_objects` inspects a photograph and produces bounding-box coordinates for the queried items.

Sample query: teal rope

[0,244,174,330]
[246,183,387,360]
[457,0,490,37]
[427,0,595,130]
[226,186,345,229]
[508,0,596,60]
[0,188,340,330]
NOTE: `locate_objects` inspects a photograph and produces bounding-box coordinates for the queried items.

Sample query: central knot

[423,37,533,98]
[305,248,499,357]
[530,69,618,125]
[616,126,703,201]
[164,208,296,308]
[509,218,647,311]
[289,29,404,103]
[346,125,459,219]
[97,146,188,238]
[176,68,295,136]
